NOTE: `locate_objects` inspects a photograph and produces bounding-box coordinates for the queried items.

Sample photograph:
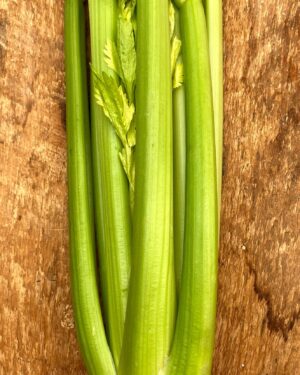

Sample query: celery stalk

[204,0,223,222]
[118,1,176,373]
[173,10,186,294]
[64,1,115,373]
[88,0,131,364]
[167,0,218,373]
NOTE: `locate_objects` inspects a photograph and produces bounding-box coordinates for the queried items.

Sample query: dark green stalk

[88,0,131,365]
[118,0,176,373]
[204,0,223,222]
[167,0,218,373]
[64,1,115,373]
[173,10,186,294]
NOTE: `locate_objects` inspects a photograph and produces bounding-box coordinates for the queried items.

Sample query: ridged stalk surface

[118,0,176,373]
[64,1,115,373]
[88,0,132,364]
[167,0,218,373]
[173,10,186,294]
[204,0,223,220]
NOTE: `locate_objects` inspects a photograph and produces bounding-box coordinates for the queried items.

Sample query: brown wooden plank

[0,1,85,374]
[0,1,299,374]
[213,1,300,374]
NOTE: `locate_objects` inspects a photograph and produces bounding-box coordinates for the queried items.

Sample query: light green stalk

[204,0,223,221]
[167,0,218,374]
[118,1,176,374]
[64,1,115,373]
[172,9,186,294]
[92,0,137,214]
[88,0,131,364]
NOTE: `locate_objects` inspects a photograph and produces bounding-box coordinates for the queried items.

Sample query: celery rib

[88,0,131,365]
[167,0,218,374]
[118,1,176,374]
[173,10,186,294]
[64,1,115,373]
[204,0,223,222]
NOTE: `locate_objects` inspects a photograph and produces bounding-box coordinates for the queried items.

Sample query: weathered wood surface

[0,0,298,374]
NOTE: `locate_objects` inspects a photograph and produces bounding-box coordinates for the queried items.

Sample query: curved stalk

[118,1,176,373]
[88,0,131,364]
[64,1,115,373]
[167,0,218,373]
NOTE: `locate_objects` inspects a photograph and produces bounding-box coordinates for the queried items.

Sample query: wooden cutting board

[0,1,299,374]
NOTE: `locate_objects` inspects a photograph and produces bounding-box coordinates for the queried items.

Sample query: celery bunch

[64,0,222,374]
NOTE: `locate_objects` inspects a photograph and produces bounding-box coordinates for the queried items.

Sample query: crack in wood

[245,257,300,341]
[21,99,35,128]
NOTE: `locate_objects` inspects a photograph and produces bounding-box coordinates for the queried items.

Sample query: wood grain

[0,1,84,374]
[0,1,299,374]
[213,1,300,374]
